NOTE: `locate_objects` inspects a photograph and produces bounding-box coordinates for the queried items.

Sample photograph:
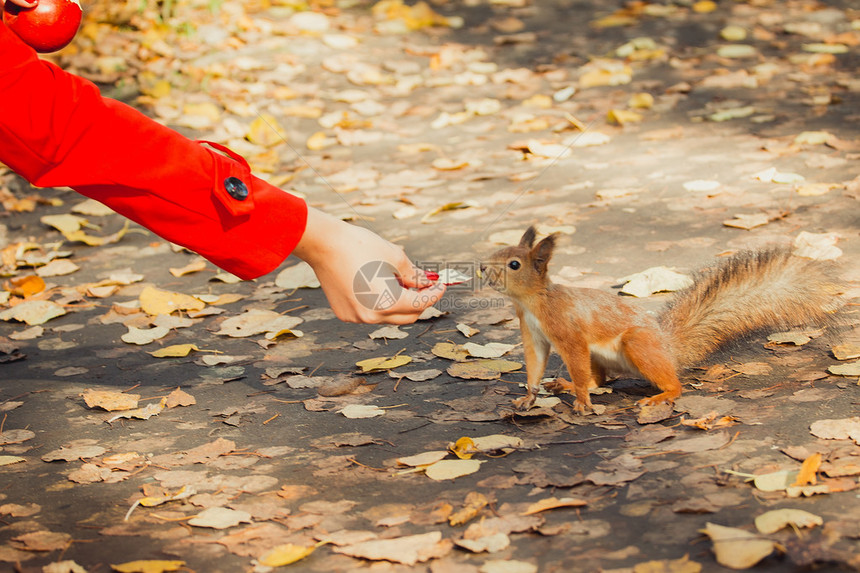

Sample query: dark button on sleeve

[224,176,249,201]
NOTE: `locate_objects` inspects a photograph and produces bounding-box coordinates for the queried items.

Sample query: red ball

[3,0,82,53]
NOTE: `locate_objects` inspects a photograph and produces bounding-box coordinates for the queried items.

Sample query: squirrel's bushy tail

[660,249,842,368]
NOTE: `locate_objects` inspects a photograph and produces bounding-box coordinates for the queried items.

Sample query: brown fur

[482,227,842,412]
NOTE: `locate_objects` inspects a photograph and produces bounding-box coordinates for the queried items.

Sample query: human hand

[1,0,39,9]
[292,207,446,324]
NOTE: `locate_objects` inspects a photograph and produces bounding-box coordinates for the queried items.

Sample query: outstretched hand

[292,207,446,324]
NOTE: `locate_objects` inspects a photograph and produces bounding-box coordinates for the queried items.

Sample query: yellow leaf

[450,437,477,460]
[448,492,490,526]
[522,496,587,515]
[81,389,140,411]
[5,275,46,297]
[356,354,412,372]
[607,109,643,125]
[307,131,335,150]
[792,452,822,487]
[259,542,325,567]
[446,359,522,380]
[111,560,186,573]
[64,220,130,246]
[149,344,201,358]
[628,92,654,109]
[142,79,171,99]
[692,0,716,13]
[183,102,221,122]
[139,286,206,316]
[702,523,775,569]
[431,342,470,361]
[168,259,207,277]
[41,213,86,234]
[247,114,287,147]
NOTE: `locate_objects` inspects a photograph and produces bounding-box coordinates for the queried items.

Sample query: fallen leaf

[447,359,522,380]
[107,398,166,423]
[457,323,480,337]
[42,445,107,462]
[5,275,46,297]
[149,344,201,358]
[432,342,470,361]
[810,417,860,444]
[356,354,412,372]
[339,404,386,419]
[121,325,170,345]
[767,331,812,346]
[702,523,775,569]
[333,531,450,565]
[216,309,303,338]
[632,555,702,573]
[620,267,693,297]
[449,492,490,526]
[188,506,252,529]
[723,213,770,230]
[12,530,72,551]
[388,368,442,382]
[522,497,588,515]
[275,262,321,289]
[396,450,449,467]
[793,231,842,260]
[81,389,140,411]
[165,388,196,408]
[0,428,35,444]
[139,286,205,315]
[168,259,207,277]
[424,459,484,481]
[110,560,186,573]
[793,452,822,486]
[463,342,516,359]
[369,325,409,340]
[258,542,325,567]
[0,300,66,325]
[455,532,510,553]
[754,509,823,534]
[828,360,860,377]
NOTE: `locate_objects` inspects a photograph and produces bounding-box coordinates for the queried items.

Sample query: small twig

[263,413,279,425]
[347,457,388,472]
[719,430,742,450]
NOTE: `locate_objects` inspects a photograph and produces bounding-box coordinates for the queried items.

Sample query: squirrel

[481,226,843,413]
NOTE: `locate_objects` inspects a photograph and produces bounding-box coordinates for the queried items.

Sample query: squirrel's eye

[508,260,521,270]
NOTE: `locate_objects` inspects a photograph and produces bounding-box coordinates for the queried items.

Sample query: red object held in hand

[3,0,82,53]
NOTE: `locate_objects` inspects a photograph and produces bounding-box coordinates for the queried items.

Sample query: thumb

[396,259,435,289]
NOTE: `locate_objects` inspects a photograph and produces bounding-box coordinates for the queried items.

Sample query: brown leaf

[333,531,452,565]
[12,530,72,552]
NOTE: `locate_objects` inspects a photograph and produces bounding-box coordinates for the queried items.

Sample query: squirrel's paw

[572,399,593,415]
[637,391,680,408]
[512,393,537,410]
[543,377,575,394]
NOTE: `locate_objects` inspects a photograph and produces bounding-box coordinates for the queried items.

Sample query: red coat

[0,21,307,280]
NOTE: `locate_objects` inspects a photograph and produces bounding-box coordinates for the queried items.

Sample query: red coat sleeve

[0,21,307,280]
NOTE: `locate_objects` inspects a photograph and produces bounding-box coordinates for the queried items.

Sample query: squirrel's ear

[519,226,537,248]
[531,233,557,274]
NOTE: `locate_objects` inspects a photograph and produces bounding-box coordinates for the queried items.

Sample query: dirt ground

[1,0,860,571]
